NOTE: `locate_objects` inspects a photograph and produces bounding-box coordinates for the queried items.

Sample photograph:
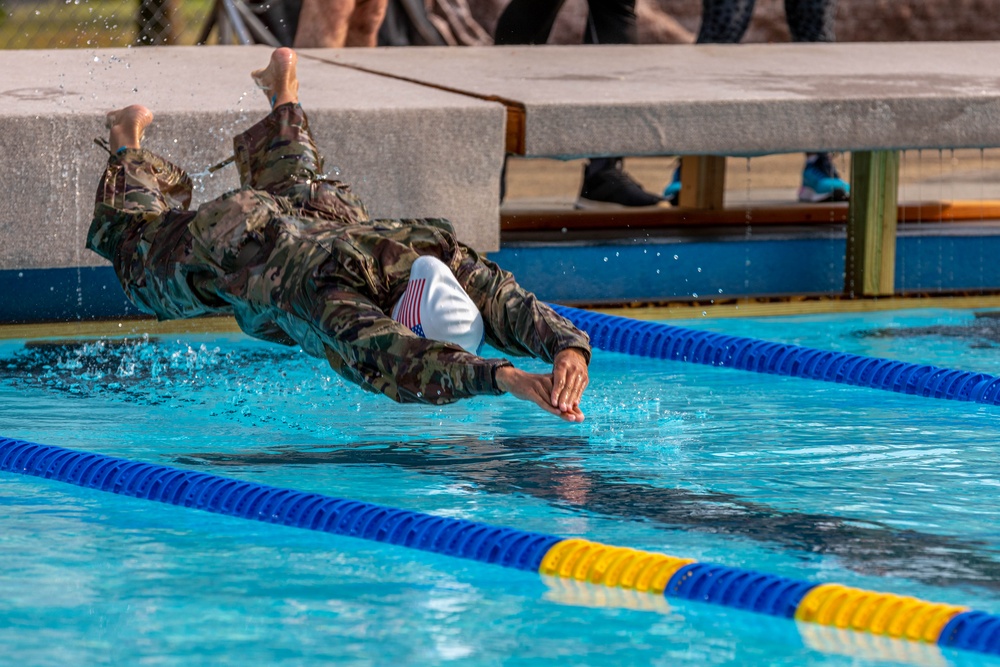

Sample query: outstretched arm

[314,288,511,404]
[313,288,589,421]
[495,347,589,423]
[452,246,592,421]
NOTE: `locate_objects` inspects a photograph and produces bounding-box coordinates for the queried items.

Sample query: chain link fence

[0,0,279,49]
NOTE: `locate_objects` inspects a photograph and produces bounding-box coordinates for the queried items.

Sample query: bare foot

[251,47,299,108]
[106,104,153,152]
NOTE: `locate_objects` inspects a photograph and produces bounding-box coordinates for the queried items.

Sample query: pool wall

[495,226,1000,305]
[5,226,1000,323]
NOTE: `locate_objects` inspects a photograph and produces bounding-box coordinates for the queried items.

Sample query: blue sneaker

[798,153,850,202]
[663,165,681,206]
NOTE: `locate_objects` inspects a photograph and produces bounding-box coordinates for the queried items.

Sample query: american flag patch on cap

[394,278,426,337]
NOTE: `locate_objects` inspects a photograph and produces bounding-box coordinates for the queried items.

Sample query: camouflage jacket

[88,121,590,405]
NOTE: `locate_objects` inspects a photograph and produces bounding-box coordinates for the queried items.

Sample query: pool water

[1,308,999,666]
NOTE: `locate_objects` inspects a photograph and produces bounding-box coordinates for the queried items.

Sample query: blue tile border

[0,266,140,323]
[4,232,1000,323]
[492,234,1000,304]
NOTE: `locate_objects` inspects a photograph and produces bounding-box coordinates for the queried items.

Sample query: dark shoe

[578,159,664,208]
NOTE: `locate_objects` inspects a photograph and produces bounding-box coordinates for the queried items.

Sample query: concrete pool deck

[319,42,1000,158]
[0,45,504,265]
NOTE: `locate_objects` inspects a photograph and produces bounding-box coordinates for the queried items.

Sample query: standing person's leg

[493,0,659,208]
[577,0,661,208]
[697,0,756,43]
[666,0,849,204]
[345,0,389,46]
[493,0,564,201]
[784,0,848,202]
[583,0,637,44]
[785,0,836,42]
[494,0,566,45]
[294,0,355,47]
[237,48,369,222]
[664,0,755,204]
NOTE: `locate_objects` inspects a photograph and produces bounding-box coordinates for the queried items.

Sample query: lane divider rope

[551,305,1000,406]
[1,437,996,657]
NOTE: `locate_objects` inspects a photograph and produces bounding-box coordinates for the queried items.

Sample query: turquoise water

[1,308,999,666]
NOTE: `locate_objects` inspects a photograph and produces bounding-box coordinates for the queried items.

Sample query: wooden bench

[318,42,1000,297]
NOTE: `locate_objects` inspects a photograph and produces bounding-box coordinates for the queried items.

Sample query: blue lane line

[553,305,1000,405]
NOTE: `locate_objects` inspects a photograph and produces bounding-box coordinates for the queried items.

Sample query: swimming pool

[1,308,998,666]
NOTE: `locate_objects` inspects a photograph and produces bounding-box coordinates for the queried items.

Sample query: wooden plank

[898,200,1000,222]
[0,316,240,341]
[678,155,726,210]
[498,102,526,155]
[500,199,1000,232]
[845,150,900,297]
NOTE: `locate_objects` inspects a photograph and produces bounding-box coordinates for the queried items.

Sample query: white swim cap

[391,255,485,355]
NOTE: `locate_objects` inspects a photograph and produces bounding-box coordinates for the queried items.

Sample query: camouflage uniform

[88,103,591,404]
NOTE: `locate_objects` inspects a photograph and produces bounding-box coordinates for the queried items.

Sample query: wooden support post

[678,155,726,210]
[845,150,900,298]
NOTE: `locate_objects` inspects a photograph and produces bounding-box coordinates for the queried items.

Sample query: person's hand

[495,365,585,423]
[551,348,589,416]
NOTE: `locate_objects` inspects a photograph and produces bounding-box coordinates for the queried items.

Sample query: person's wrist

[492,362,515,393]
[556,347,588,364]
